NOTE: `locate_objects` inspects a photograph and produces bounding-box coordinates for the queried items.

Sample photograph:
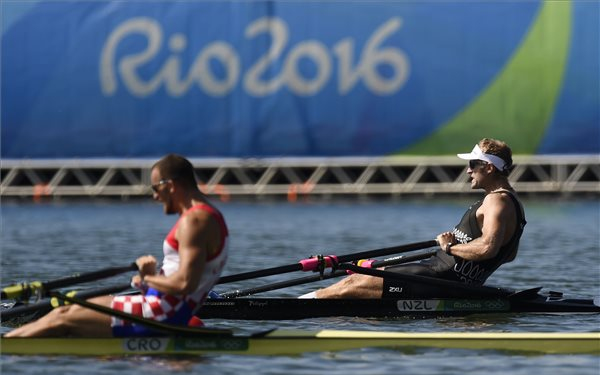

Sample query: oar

[48,290,233,336]
[219,249,438,298]
[352,250,438,271]
[0,283,134,323]
[217,239,438,284]
[1,263,138,300]
[338,263,509,297]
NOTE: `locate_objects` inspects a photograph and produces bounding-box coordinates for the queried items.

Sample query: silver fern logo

[452,228,472,244]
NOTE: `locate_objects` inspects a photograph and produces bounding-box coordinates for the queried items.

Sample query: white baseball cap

[457,144,507,172]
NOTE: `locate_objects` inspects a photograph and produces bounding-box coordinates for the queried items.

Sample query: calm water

[1,197,599,374]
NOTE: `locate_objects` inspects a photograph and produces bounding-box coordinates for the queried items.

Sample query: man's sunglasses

[468,160,488,169]
[151,179,172,193]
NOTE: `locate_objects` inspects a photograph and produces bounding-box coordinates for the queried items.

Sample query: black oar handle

[217,239,438,285]
[1,263,139,300]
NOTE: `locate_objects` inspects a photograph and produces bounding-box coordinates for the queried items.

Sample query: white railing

[2,155,599,200]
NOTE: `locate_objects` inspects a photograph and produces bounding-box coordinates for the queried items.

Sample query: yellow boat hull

[2,330,599,356]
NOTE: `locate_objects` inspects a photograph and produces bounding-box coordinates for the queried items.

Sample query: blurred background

[1,0,599,200]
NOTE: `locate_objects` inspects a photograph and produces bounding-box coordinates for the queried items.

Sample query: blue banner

[2,1,598,158]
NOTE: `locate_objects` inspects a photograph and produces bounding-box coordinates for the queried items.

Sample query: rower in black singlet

[381,190,526,298]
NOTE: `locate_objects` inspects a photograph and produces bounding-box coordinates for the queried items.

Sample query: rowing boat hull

[199,295,600,320]
[3,290,598,328]
[2,331,599,356]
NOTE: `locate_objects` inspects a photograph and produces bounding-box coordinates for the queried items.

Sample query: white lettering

[192,42,240,97]
[100,16,410,98]
[284,41,331,95]
[398,299,440,311]
[124,338,168,352]
[335,18,409,95]
[100,17,163,96]
[454,259,487,283]
[243,17,287,96]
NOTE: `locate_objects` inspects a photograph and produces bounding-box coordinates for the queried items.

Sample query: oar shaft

[218,240,438,285]
[366,249,438,269]
[49,291,232,336]
[42,263,138,291]
[220,250,437,298]
[1,263,138,300]
[335,240,438,264]
[1,283,133,322]
[338,263,508,297]
[220,271,347,298]
[218,264,302,284]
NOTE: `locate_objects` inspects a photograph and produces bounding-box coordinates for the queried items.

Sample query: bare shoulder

[174,210,217,252]
[484,191,511,203]
[482,191,517,215]
[179,208,215,234]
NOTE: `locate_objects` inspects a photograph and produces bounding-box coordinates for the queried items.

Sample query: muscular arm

[438,193,515,261]
[141,211,214,295]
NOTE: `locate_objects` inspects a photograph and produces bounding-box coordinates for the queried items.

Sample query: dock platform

[2,155,599,200]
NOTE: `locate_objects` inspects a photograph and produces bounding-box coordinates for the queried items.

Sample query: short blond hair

[478,138,513,175]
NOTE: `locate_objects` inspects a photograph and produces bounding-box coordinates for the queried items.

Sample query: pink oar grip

[298,255,339,271]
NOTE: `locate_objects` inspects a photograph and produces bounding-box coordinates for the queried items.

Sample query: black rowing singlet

[424,190,526,284]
